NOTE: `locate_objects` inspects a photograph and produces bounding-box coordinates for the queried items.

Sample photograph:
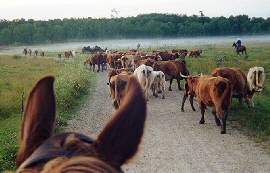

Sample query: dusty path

[67,70,270,173]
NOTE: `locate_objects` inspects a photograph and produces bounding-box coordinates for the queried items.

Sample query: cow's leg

[212,109,221,126]
[151,84,158,97]
[169,79,173,91]
[161,83,165,99]
[221,115,227,134]
[97,63,100,73]
[89,62,93,70]
[199,102,205,124]
[177,78,183,90]
[157,84,162,93]
[189,94,196,111]
[181,91,188,112]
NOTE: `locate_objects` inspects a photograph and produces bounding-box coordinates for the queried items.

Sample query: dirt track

[67,70,270,173]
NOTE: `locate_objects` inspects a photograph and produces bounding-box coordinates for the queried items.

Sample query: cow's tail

[216,79,232,111]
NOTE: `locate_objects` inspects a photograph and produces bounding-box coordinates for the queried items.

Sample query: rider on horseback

[236,38,241,53]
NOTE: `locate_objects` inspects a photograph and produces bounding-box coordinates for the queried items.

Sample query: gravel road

[67,70,270,173]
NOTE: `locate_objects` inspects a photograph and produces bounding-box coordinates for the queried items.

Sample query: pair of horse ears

[17,75,147,169]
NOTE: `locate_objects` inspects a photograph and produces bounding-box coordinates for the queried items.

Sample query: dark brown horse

[16,75,146,172]
[232,42,247,54]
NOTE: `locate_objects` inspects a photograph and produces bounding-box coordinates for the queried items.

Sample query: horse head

[17,75,147,172]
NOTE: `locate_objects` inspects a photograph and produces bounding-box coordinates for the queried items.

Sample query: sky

[1,0,270,21]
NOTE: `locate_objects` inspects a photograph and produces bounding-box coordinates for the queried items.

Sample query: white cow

[247,67,266,92]
[151,71,166,99]
[134,64,155,101]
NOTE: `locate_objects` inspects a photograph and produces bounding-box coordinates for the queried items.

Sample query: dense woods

[0,13,270,46]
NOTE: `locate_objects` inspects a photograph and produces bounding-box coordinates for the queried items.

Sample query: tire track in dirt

[67,70,270,173]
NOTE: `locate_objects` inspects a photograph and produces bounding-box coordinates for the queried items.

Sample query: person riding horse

[235,38,241,53]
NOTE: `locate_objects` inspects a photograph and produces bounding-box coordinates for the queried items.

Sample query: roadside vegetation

[0,39,269,171]
[0,54,93,171]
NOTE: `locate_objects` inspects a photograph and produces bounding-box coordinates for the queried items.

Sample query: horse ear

[17,76,56,167]
[94,75,147,170]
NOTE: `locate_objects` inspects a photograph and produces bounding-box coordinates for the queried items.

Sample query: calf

[186,75,232,134]
[247,66,266,92]
[16,75,146,172]
[134,64,155,101]
[151,71,166,99]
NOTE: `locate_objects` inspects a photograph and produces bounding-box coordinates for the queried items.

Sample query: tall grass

[0,54,93,171]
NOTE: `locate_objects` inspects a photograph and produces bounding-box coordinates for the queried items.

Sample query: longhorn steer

[247,66,266,92]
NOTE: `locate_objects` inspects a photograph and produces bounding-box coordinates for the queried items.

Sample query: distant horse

[34,50,38,56]
[40,51,44,58]
[232,42,246,54]
[28,49,32,56]
[23,48,27,56]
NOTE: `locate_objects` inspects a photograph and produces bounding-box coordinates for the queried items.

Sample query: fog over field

[1,35,270,55]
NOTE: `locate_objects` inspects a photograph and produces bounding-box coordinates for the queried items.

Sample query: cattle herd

[84,48,266,134]
[15,46,267,172]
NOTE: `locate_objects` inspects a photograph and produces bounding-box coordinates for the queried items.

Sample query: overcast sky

[1,0,270,21]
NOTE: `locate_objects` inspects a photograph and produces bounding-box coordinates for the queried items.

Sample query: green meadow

[0,54,94,171]
[0,40,270,171]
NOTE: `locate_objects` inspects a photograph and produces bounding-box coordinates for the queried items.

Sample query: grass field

[0,54,93,171]
[0,40,269,171]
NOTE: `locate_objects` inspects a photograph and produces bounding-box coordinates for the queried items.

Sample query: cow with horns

[211,67,255,108]
[247,66,266,92]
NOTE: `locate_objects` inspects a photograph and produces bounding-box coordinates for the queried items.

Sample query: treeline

[0,13,270,46]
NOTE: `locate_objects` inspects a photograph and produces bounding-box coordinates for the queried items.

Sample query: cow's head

[245,88,255,108]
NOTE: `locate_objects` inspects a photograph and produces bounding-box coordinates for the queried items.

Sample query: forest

[0,13,270,46]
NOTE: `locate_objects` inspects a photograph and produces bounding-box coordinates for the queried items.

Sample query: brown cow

[107,69,133,109]
[172,49,188,57]
[86,53,107,72]
[211,67,255,108]
[107,53,123,69]
[153,60,190,91]
[16,75,146,172]
[183,74,232,134]
[64,51,73,59]
[155,51,176,61]
[189,50,202,57]
[136,58,156,68]
[39,51,44,58]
